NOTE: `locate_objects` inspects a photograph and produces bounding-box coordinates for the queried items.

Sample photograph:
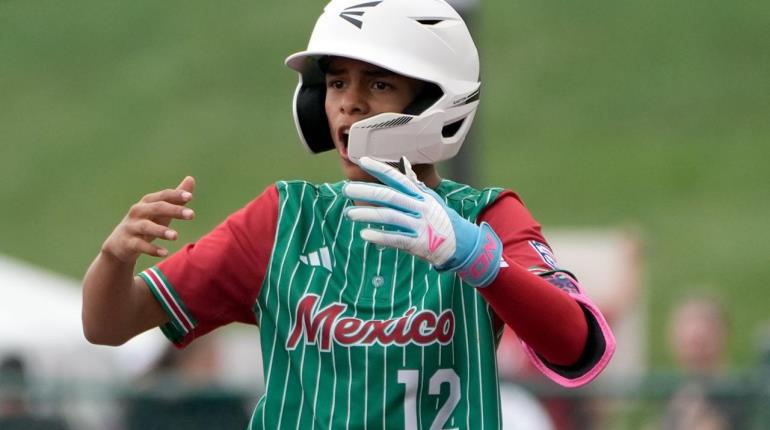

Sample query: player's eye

[327,79,345,90]
[372,81,393,91]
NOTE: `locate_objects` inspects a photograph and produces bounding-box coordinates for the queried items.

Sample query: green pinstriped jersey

[251,179,504,430]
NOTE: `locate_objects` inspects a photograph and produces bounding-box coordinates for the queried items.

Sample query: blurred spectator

[123,335,251,430]
[0,354,70,430]
[659,294,749,430]
[668,295,728,377]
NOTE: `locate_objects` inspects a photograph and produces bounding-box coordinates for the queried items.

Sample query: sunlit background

[1,0,769,428]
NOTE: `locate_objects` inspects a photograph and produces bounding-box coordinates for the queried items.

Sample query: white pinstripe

[418,272,429,430]
[310,193,348,430]
[328,216,357,430]
[403,256,415,367]
[346,224,371,430]
[276,187,320,430]
[437,272,443,367]
[383,247,399,430]
[363,240,384,430]
[262,182,306,429]
[447,191,474,430]
[291,190,339,430]
[444,185,469,199]
[474,292,486,430]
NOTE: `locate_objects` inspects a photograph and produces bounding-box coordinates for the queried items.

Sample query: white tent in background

[0,254,264,428]
[0,253,262,388]
[0,254,166,379]
[0,254,167,430]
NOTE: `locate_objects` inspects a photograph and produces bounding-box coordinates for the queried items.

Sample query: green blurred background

[1,0,768,373]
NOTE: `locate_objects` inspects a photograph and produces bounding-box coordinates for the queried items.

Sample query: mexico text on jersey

[286,293,455,351]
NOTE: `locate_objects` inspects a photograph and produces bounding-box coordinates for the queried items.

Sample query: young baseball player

[82,0,615,428]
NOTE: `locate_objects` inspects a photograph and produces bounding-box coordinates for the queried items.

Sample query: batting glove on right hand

[343,157,503,288]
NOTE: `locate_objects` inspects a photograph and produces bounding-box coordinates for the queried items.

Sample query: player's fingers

[360,228,414,252]
[357,157,421,197]
[129,201,194,221]
[343,182,422,214]
[344,207,419,234]
[126,236,168,257]
[128,219,178,241]
[140,188,193,205]
[177,176,196,194]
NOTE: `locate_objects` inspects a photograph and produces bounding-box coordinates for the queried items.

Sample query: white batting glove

[342,157,503,288]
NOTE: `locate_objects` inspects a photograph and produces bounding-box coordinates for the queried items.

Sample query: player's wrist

[99,242,138,266]
[436,222,502,288]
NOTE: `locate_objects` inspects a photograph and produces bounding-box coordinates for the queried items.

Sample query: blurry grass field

[1,0,768,369]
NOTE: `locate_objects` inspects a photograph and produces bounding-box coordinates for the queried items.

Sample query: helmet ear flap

[296,83,335,153]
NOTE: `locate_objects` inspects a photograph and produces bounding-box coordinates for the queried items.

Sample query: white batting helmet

[285,0,480,164]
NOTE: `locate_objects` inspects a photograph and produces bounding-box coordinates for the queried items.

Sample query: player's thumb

[177,176,196,194]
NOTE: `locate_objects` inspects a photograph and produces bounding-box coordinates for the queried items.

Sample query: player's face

[324,57,423,181]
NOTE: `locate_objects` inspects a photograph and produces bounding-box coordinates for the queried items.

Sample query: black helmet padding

[297,83,335,153]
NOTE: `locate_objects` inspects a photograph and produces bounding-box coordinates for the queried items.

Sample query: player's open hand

[101,176,196,263]
[343,157,503,288]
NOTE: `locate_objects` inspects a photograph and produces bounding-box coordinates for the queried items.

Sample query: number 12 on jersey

[397,368,461,430]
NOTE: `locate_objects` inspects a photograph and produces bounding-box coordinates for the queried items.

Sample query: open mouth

[337,128,350,157]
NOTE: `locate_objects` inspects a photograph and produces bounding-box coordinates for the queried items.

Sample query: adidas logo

[299,246,333,272]
[339,1,382,29]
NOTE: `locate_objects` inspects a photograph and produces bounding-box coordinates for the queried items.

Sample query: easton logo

[339,1,383,29]
[427,225,446,253]
[286,294,454,351]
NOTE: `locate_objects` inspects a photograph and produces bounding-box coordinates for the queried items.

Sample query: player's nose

[340,85,369,116]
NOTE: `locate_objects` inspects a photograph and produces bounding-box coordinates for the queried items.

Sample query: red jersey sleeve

[478,190,615,388]
[478,191,555,273]
[138,184,278,347]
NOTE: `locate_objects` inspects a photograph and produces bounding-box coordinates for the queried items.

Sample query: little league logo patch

[529,241,558,269]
